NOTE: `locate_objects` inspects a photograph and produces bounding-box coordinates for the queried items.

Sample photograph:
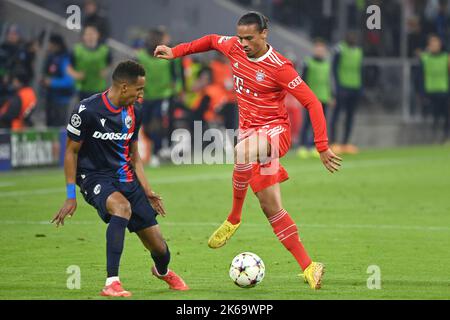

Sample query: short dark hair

[83,24,99,34]
[49,33,67,53]
[427,33,441,42]
[345,31,359,46]
[112,60,146,83]
[237,11,269,31]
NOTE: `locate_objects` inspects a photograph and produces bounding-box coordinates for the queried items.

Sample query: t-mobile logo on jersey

[233,75,244,94]
[233,75,259,97]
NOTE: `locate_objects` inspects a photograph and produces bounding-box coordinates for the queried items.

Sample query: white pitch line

[1,155,447,198]
[0,182,16,188]
[0,188,62,197]
[0,220,448,232]
[164,222,450,232]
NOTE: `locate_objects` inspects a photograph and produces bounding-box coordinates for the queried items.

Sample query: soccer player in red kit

[154,12,342,289]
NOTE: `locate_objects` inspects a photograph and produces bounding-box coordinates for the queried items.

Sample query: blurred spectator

[82,0,110,42]
[189,66,230,151]
[67,25,112,101]
[209,53,238,131]
[434,0,450,49]
[183,57,205,110]
[330,32,364,155]
[425,0,450,23]
[190,67,218,124]
[159,28,187,148]
[419,34,450,141]
[233,0,411,57]
[137,28,178,167]
[407,16,427,57]
[41,34,75,127]
[128,27,148,49]
[0,69,36,129]
[0,24,35,98]
[168,55,187,149]
[298,39,333,159]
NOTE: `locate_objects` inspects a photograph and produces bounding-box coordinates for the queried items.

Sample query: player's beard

[245,43,266,58]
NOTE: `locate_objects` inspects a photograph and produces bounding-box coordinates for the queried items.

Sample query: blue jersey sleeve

[66,103,90,142]
[131,104,143,142]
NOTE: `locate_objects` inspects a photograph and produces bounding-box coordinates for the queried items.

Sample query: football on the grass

[229,252,265,288]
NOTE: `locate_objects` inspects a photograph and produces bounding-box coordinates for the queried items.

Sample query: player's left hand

[51,199,77,227]
[320,148,343,173]
[147,191,166,217]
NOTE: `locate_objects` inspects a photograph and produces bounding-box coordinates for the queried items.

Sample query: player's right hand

[154,45,174,60]
[51,199,77,227]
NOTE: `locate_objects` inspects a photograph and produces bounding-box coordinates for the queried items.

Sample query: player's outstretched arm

[155,34,233,60]
[51,138,80,227]
[130,142,167,217]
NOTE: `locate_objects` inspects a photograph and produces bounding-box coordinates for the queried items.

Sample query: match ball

[229,252,265,288]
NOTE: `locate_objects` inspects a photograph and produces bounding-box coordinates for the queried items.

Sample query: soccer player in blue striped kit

[52,60,189,297]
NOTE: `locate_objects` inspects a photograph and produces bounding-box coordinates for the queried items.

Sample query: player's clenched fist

[154,45,174,60]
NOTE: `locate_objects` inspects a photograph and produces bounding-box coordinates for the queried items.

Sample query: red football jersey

[172,34,328,152]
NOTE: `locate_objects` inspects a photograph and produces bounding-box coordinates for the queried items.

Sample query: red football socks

[268,209,312,271]
[227,163,253,225]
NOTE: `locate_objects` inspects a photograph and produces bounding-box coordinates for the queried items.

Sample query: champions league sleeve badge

[71,114,82,128]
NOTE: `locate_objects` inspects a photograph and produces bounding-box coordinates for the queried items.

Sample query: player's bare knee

[259,200,280,218]
[114,201,132,220]
[259,200,270,215]
[146,236,167,255]
[152,241,168,256]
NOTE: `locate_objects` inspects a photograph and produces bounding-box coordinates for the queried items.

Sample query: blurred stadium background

[1,0,450,300]
[1,0,450,172]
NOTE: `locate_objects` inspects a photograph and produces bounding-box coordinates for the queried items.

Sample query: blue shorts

[76,173,158,233]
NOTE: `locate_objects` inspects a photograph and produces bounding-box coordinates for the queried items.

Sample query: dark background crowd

[234,0,450,57]
[1,0,450,165]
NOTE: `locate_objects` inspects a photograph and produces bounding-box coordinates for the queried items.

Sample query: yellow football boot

[300,262,325,290]
[208,220,241,249]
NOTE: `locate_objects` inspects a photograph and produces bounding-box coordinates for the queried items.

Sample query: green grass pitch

[0,145,449,300]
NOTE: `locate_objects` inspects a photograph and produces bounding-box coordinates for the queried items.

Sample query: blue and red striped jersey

[66,91,142,182]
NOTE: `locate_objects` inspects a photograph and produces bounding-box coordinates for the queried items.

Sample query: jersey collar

[247,44,273,63]
[102,90,122,113]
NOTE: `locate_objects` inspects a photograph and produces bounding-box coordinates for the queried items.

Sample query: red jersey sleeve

[276,63,329,152]
[172,34,236,58]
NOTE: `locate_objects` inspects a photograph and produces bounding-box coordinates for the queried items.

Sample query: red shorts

[239,124,291,193]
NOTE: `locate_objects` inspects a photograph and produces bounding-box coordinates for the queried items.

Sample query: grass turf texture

[0,145,449,300]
